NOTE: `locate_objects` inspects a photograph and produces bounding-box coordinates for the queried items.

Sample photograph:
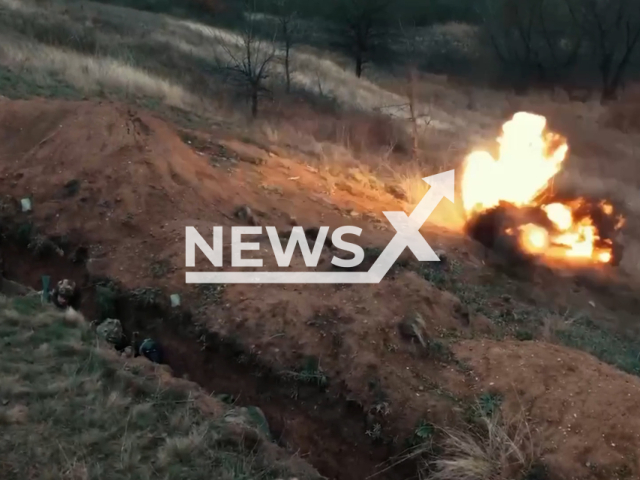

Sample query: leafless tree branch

[216,1,278,117]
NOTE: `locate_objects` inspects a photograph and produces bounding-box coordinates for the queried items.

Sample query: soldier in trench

[94,316,163,364]
[51,279,81,310]
[126,331,163,364]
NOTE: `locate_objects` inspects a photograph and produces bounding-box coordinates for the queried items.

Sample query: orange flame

[462,112,618,264]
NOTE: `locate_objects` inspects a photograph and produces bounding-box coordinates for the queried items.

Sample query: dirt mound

[0,98,220,267]
[0,98,475,480]
[0,98,415,283]
[5,98,640,480]
[453,339,640,479]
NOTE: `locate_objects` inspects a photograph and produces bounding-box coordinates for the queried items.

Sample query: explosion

[462,112,624,265]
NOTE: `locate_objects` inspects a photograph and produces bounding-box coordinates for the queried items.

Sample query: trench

[1,241,417,480]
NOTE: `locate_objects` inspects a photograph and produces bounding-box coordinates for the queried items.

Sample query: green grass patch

[0,65,81,100]
[557,316,640,376]
[10,295,42,316]
[0,294,320,480]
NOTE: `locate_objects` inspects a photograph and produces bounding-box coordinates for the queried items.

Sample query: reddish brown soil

[453,339,640,479]
[2,97,640,479]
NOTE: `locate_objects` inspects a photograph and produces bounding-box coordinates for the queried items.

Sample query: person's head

[145,348,162,364]
[58,279,76,298]
[140,339,162,364]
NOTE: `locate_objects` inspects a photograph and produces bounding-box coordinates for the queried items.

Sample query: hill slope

[3,0,640,479]
[0,289,321,480]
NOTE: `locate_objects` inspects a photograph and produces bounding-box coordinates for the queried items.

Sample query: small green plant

[495,304,551,328]
[196,284,225,305]
[195,284,226,316]
[130,287,162,308]
[282,356,328,387]
[428,339,454,361]
[404,419,435,449]
[27,234,62,258]
[150,259,172,278]
[385,342,398,352]
[478,392,503,418]
[414,420,435,440]
[419,264,447,288]
[371,401,391,417]
[365,422,382,440]
[413,420,435,446]
[515,329,535,341]
[454,360,473,374]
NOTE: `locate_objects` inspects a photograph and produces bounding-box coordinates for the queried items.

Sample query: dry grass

[0,0,488,208]
[0,33,194,107]
[2,0,640,234]
[423,409,538,480]
[0,292,319,480]
[0,0,459,176]
[0,0,441,119]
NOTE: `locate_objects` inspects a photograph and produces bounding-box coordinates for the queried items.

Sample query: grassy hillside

[0,0,477,198]
[4,0,640,479]
[0,291,320,480]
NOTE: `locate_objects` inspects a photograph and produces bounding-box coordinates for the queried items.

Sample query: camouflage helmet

[139,338,162,364]
[58,279,76,297]
[96,318,123,345]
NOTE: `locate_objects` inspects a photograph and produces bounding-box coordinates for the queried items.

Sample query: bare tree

[565,0,640,101]
[397,22,431,158]
[218,4,278,118]
[329,0,393,78]
[273,0,300,93]
[482,0,583,91]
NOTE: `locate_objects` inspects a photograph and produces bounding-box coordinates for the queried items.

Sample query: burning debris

[462,112,625,266]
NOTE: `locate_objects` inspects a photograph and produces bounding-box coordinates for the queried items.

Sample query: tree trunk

[599,53,614,103]
[251,88,259,118]
[601,32,640,104]
[355,54,363,78]
[407,67,419,159]
[285,46,291,94]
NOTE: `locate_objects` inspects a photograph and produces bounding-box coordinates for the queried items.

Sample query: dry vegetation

[0,291,319,480]
[3,0,640,479]
[425,410,538,480]
[0,0,466,203]
[2,0,639,213]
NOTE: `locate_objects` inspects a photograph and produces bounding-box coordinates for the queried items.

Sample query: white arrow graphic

[186,169,454,284]
[366,169,454,282]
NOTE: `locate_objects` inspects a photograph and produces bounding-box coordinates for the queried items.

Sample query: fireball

[462,112,623,265]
